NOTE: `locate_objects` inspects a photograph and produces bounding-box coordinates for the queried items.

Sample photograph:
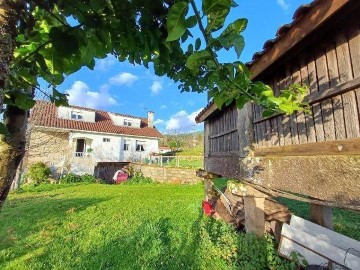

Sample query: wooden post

[204,178,213,200]
[310,203,334,230]
[244,197,266,236]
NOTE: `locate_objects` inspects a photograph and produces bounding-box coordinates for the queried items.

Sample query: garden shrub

[27,162,51,185]
[80,174,98,183]
[60,173,81,183]
[124,172,153,185]
[60,173,100,184]
[196,218,298,270]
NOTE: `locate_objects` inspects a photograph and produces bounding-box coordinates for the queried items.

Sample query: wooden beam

[254,76,360,124]
[249,0,351,80]
[196,102,218,123]
[309,203,333,230]
[209,128,238,139]
[254,138,360,157]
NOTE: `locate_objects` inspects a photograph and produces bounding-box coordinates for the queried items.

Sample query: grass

[277,198,360,240]
[175,146,203,157]
[0,183,295,270]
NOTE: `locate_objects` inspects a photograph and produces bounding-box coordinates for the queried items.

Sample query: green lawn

[0,183,295,270]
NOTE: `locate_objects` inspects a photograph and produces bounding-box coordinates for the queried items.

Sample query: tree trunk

[0,1,24,209]
[0,106,27,209]
[0,0,17,111]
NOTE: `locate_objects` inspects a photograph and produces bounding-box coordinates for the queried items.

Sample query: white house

[27,101,162,175]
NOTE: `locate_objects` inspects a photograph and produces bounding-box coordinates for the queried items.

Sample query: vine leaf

[166,1,188,42]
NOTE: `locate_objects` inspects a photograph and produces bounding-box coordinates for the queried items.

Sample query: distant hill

[160,131,204,155]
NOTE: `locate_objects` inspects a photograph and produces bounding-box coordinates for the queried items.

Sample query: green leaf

[166,1,188,42]
[0,122,9,136]
[203,0,232,33]
[186,15,197,28]
[186,50,212,72]
[195,38,201,51]
[262,109,275,117]
[213,93,225,109]
[217,34,244,57]
[236,95,249,109]
[49,27,80,57]
[221,18,248,36]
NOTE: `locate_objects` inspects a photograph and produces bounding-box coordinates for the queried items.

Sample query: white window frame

[123,139,130,151]
[136,140,145,152]
[71,111,83,120]
[124,119,132,127]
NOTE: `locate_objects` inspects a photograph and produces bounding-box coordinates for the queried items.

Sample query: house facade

[27,101,162,175]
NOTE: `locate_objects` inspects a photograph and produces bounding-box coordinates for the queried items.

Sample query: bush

[195,218,298,270]
[60,173,100,184]
[80,174,98,183]
[27,162,51,185]
[60,173,81,183]
[124,172,153,185]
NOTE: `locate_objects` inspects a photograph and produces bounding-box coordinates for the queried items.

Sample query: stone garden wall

[132,163,202,184]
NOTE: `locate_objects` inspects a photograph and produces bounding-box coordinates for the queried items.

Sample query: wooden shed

[196,0,360,228]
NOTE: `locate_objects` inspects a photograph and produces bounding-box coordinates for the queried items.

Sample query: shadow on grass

[19,208,206,270]
[0,196,108,253]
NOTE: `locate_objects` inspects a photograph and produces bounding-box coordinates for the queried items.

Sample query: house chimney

[147,111,154,128]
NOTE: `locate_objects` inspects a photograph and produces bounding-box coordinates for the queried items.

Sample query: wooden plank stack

[212,181,291,238]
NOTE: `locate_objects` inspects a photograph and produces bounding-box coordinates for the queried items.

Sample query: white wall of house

[68,131,159,163]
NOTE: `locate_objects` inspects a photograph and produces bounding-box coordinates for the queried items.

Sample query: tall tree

[0,0,308,208]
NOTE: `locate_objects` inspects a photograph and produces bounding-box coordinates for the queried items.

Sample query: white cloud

[276,0,289,10]
[154,119,165,125]
[165,108,203,133]
[160,105,167,110]
[109,72,138,86]
[66,81,117,109]
[150,81,163,94]
[96,56,116,71]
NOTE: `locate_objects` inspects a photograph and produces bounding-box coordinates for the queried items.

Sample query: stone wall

[132,163,202,184]
[26,128,69,176]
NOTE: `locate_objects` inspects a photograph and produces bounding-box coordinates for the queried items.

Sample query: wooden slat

[285,69,299,145]
[254,138,360,157]
[274,79,285,146]
[336,32,360,138]
[281,223,360,268]
[210,128,237,139]
[250,0,352,80]
[300,57,317,143]
[293,67,308,144]
[308,57,325,142]
[326,42,347,140]
[316,47,336,142]
[348,24,360,133]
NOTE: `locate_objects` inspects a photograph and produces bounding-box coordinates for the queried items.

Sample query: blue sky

[52,0,311,133]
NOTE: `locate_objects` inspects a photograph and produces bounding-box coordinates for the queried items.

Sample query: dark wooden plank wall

[253,21,360,148]
[208,105,239,154]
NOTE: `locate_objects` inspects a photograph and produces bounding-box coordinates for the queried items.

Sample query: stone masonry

[132,163,202,184]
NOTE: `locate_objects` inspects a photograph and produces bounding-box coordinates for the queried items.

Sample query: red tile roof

[30,101,162,138]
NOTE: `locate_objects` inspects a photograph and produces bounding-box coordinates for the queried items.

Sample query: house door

[76,139,85,153]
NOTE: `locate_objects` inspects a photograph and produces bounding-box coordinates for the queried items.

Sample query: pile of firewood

[212,185,291,240]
